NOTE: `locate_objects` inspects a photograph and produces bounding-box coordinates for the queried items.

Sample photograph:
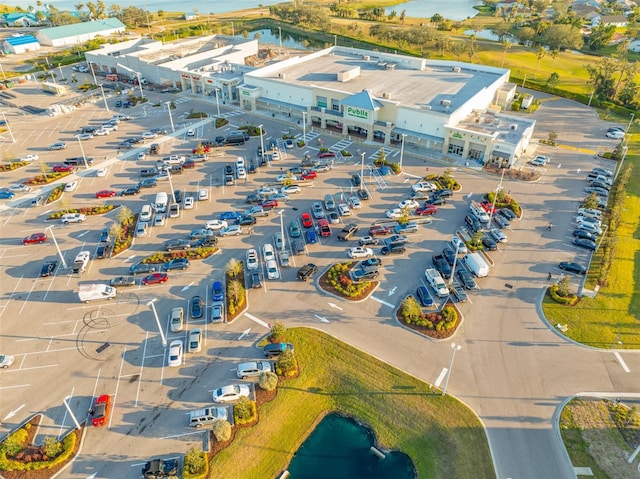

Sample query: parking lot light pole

[487,169,505,228]
[45,226,67,268]
[76,135,90,169]
[89,62,97,85]
[360,152,366,191]
[442,343,462,396]
[399,133,406,170]
[98,84,109,112]
[136,73,144,99]
[449,239,461,286]
[214,88,221,118]
[166,101,175,133]
[147,300,167,347]
[278,209,286,252]
[1,112,16,143]
[259,124,265,166]
[63,396,82,430]
[302,111,306,144]
[167,171,176,204]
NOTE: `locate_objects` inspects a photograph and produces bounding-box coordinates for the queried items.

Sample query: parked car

[169,307,184,332]
[91,394,111,427]
[142,273,168,285]
[165,258,190,271]
[573,238,597,251]
[190,296,204,319]
[348,247,373,258]
[40,260,58,277]
[457,268,477,289]
[416,286,434,307]
[167,340,183,367]
[297,263,318,281]
[559,261,587,275]
[22,232,47,245]
[211,281,224,302]
[96,189,116,198]
[109,276,136,287]
[263,342,294,358]
[212,384,251,403]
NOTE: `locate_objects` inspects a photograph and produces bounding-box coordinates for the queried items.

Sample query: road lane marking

[244,312,270,328]
[370,296,395,308]
[434,368,448,388]
[613,352,630,373]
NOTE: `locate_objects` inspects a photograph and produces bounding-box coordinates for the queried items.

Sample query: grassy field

[210,328,495,479]
[560,398,637,479]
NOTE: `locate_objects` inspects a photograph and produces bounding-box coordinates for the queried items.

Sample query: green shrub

[258,371,278,391]
[548,284,579,305]
[211,420,232,443]
[270,321,287,342]
[184,447,208,477]
[42,437,62,458]
[233,397,257,425]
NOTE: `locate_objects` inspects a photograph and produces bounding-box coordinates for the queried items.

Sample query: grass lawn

[560,398,636,479]
[210,328,495,479]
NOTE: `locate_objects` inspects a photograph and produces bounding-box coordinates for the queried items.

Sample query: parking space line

[0,384,30,390]
[134,331,149,407]
[434,368,448,387]
[0,276,23,319]
[613,352,630,373]
[18,279,40,316]
[370,296,395,308]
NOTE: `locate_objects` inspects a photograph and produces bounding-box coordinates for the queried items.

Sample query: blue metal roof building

[3,35,40,54]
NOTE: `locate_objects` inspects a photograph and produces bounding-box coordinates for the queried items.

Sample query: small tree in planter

[269,320,287,342]
[233,396,257,425]
[211,420,232,442]
[275,349,298,377]
[184,446,208,476]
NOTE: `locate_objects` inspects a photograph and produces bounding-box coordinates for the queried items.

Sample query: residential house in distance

[3,35,40,54]
[591,14,629,27]
[184,12,198,21]
[36,18,125,47]
[0,12,40,27]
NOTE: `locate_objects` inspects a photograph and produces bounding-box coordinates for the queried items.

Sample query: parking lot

[0,78,629,478]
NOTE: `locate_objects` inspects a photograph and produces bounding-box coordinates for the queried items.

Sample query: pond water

[287,413,415,478]
[385,0,481,21]
[249,29,325,50]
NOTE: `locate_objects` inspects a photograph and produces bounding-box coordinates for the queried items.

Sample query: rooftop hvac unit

[363,55,370,61]
[420,105,432,110]
[510,124,518,131]
[382,92,390,99]
[440,99,451,107]
[452,66,461,73]
[278,72,287,79]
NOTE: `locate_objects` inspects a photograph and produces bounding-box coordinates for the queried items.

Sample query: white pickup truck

[72,251,91,274]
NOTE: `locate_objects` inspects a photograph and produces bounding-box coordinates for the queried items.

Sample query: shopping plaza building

[86,35,535,167]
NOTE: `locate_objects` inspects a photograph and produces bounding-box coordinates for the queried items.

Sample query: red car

[192,145,211,153]
[91,394,111,427]
[22,232,47,245]
[481,201,497,214]
[96,190,117,198]
[142,272,169,285]
[301,170,317,180]
[369,225,391,236]
[416,204,438,216]
[301,212,313,228]
[53,164,74,173]
[317,151,336,159]
[182,159,196,169]
[259,199,278,210]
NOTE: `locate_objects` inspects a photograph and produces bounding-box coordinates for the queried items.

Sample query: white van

[189,407,228,428]
[140,204,153,222]
[237,361,273,379]
[470,201,490,224]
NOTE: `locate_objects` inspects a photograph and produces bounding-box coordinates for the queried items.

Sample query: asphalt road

[0,77,638,479]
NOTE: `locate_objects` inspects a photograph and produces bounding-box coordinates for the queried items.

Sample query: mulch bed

[396,299,461,340]
[226,268,246,324]
[1,415,84,479]
[483,163,540,182]
[318,264,378,301]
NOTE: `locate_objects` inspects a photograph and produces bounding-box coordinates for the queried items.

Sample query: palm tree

[534,47,546,78]
[501,40,512,67]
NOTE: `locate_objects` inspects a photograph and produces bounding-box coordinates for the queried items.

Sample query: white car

[142,131,157,139]
[184,197,194,209]
[167,340,183,367]
[349,196,361,209]
[262,243,275,262]
[206,219,228,231]
[257,186,279,197]
[606,130,624,139]
[9,184,31,192]
[235,157,245,169]
[282,185,301,194]
[169,307,184,332]
[237,167,247,179]
[212,384,251,403]
[93,128,109,136]
[198,189,208,201]
[78,133,93,140]
[276,174,299,183]
[398,199,419,209]
[386,208,404,219]
[188,328,202,353]
[451,236,468,254]
[154,215,165,227]
[137,152,146,161]
[348,246,373,258]
[96,168,107,177]
[266,259,280,280]
[338,203,351,216]
[490,228,508,243]
[187,129,195,136]
[411,181,436,193]
[246,249,259,270]
[220,225,242,236]
[20,154,39,163]
[101,123,117,132]
[64,181,78,192]
[271,150,280,160]
[0,354,15,368]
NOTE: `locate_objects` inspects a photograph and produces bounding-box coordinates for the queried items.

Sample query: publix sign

[346,107,369,121]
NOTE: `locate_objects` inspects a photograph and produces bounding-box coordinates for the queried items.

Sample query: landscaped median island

[318,262,379,300]
[397,295,461,340]
[225,259,247,323]
[560,397,640,479]
[209,328,495,479]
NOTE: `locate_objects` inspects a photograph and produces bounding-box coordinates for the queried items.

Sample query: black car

[120,186,140,196]
[357,188,370,200]
[482,235,498,251]
[164,239,192,251]
[150,143,159,154]
[433,256,452,280]
[494,215,510,229]
[381,244,406,255]
[559,262,587,275]
[457,268,477,290]
[250,270,262,288]
[192,237,218,247]
[246,194,263,204]
[127,137,144,145]
[573,238,597,251]
[499,208,517,221]
[190,295,204,319]
[142,458,178,478]
[165,258,190,271]
[360,258,382,269]
[351,174,362,187]
[117,142,134,149]
[433,188,453,198]
[225,165,234,176]
[292,239,305,255]
[140,168,159,178]
[442,247,456,266]
[129,263,157,275]
[151,128,168,135]
[337,223,359,241]
[427,197,446,206]
[236,215,257,226]
[465,214,482,233]
[173,190,183,203]
[95,243,113,259]
[416,286,434,307]
[40,260,58,277]
[137,178,157,189]
[215,136,226,145]
[297,263,318,281]
[572,229,596,241]
[109,276,136,287]
[450,283,469,303]
[99,228,111,243]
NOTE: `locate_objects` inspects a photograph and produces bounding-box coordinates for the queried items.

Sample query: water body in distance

[385,0,481,21]
[7,0,284,15]
[287,413,415,478]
